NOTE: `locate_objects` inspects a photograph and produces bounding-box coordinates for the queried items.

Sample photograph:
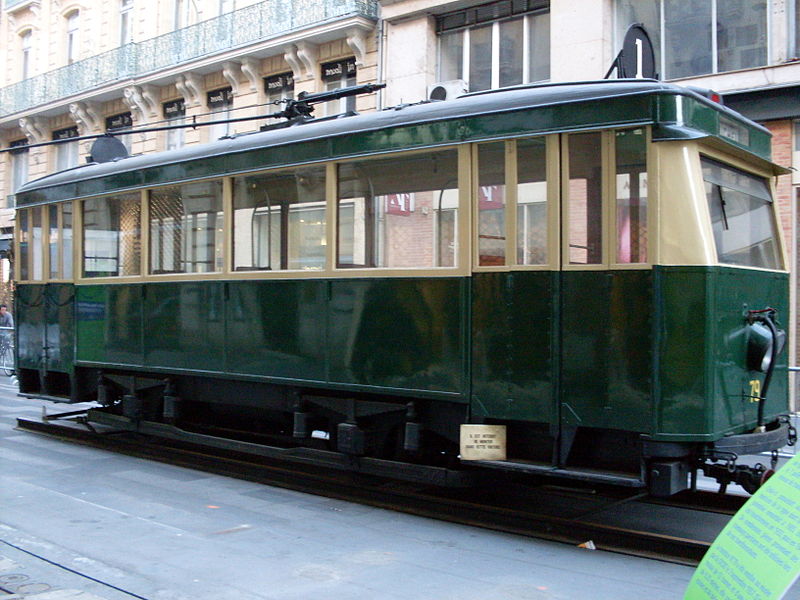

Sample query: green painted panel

[709,268,789,435]
[143,282,224,370]
[327,278,466,395]
[656,268,711,435]
[44,283,75,373]
[77,284,143,365]
[15,283,75,374]
[470,271,556,422]
[228,139,331,174]
[655,267,789,440]
[77,171,143,199]
[561,270,653,432]
[16,284,46,369]
[225,280,327,380]
[76,285,109,363]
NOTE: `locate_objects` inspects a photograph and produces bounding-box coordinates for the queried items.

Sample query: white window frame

[614,0,771,79]
[120,0,134,45]
[438,13,549,92]
[21,30,32,80]
[11,148,29,194]
[66,11,80,65]
[55,140,79,171]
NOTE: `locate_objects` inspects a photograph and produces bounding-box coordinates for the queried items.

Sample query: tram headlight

[747,322,786,373]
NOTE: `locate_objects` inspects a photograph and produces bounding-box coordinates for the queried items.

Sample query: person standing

[0,304,13,330]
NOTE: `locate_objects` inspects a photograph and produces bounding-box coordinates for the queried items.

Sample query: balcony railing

[1,0,377,117]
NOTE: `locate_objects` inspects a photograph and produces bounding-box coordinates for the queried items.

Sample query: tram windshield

[701,157,782,270]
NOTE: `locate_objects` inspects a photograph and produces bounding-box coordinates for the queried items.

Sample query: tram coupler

[700,452,774,495]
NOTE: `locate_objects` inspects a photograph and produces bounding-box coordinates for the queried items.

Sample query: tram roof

[15,79,777,206]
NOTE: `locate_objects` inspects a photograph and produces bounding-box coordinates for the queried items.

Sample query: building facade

[2,0,799,363]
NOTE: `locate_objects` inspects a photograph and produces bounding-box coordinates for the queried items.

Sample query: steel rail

[16,413,731,566]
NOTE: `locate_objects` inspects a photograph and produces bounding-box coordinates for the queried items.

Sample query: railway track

[16,409,743,566]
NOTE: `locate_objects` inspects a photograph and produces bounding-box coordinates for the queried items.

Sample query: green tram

[13,80,794,496]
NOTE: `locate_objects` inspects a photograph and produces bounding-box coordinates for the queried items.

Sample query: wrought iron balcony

[1,0,377,117]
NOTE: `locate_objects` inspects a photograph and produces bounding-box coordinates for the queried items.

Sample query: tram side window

[18,209,29,281]
[232,166,326,271]
[337,149,459,269]
[46,202,74,280]
[568,132,603,265]
[150,181,223,274]
[615,128,648,264]
[701,158,781,270]
[517,137,547,265]
[83,193,141,278]
[477,142,506,266]
[32,206,43,280]
[62,203,73,280]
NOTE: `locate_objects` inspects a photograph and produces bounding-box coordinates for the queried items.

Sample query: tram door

[471,131,650,466]
[558,130,651,468]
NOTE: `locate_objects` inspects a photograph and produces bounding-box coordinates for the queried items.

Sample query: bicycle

[0,333,15,377]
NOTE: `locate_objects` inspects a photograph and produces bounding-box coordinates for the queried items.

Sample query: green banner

[685,453,800,600]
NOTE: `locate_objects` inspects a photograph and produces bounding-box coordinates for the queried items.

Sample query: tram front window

[702,158,781,270]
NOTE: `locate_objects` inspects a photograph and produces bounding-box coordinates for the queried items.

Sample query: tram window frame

[335,147,462,272]
[471,135,556,273]
[149,180,225,276]
[17,208,31,281]
[44,202,75,281]
[613,128,649,266]
[561,128,652,271]
[700,156,783,271]
[231,165,327,273]
[82,193,142,279]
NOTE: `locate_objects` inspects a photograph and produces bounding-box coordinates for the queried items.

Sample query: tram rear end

[640,145,793,495]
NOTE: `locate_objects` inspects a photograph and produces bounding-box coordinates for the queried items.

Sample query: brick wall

[764,120,797,382]
[765,121,793,249]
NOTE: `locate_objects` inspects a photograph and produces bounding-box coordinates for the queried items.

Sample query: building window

[163,99,186,150]
[218,0,234,14]
[10,140,29,194]
[795,1,800,59]
[66,10,80,65]
[120,0,134,45]
[174,0,194,29]
[437,1,550,92]
[615,0,768,79]
[322,59,357,116]
[21,30,32,80]
[264,73,294,121]
[208,87,233,141]
[106,113,133,154]
[53,127,80,171]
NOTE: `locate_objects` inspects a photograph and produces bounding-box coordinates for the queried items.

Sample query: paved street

[0,375,705,599]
